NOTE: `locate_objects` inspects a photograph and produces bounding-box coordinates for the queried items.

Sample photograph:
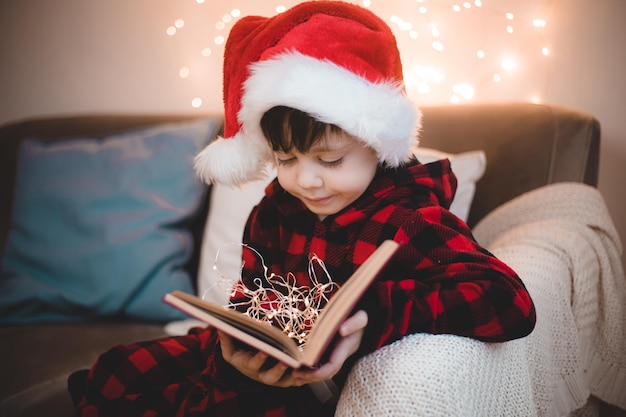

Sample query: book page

[163,292,303,368]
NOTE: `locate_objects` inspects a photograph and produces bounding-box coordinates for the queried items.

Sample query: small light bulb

[166,26,176,36]
[192,98,203,108]
[432,41,444,51]
[175,19,185,29]
[417,82,431,94]
[201,48,212,57]
[214,35,225,45]
[452,5,461,12]
[501,58,515,71]
[414,65,444,82]
[541,47,550,56]
[179,67,190,78]
[533,19,546,28]
[453,83,474,100]
[477,50,485,59]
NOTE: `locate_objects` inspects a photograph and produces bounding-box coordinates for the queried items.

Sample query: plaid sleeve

[360,205,536,353]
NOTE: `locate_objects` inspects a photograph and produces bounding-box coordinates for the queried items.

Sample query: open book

[163,240,399,369]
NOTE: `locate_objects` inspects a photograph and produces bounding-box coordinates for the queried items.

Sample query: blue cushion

[0,118,221,323]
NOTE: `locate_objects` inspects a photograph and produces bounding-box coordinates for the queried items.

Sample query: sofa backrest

[0,102,600,257]
[419,103,600,226]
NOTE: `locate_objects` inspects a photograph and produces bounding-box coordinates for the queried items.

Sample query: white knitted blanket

[335,182,626,417]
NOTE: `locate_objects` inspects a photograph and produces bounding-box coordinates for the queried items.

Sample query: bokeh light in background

[165,0,552,109]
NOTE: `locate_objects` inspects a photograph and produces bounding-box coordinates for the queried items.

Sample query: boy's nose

[296,164,323,189]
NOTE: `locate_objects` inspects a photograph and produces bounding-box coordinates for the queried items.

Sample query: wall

[1,0,625,267]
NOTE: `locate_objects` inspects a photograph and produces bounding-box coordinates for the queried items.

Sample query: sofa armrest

[336,333,535,417]
[473,183,626,413]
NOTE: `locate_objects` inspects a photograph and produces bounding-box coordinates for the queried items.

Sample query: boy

[72,2,535,416]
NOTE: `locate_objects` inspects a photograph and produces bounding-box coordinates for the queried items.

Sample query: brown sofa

[0,103,605,416]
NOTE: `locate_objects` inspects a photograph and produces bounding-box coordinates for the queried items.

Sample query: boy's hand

[292,310,368,386]
[219,310,368,388]
[218,331,296,387]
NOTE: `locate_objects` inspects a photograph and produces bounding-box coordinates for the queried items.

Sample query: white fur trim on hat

[194,132,272,186]
[239,52,420,168]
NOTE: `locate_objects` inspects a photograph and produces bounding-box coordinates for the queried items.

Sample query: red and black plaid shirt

[76,159,535,417]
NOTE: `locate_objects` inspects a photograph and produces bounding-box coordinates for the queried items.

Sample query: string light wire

[207,243,341,348]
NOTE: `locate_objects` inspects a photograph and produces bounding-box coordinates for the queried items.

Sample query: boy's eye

[319,157,344,167]
[276,157,295,166]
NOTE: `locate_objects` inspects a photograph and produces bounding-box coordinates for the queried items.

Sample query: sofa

[1,103,624,417]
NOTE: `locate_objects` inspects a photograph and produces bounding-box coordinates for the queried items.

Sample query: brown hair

[260,106,343,153]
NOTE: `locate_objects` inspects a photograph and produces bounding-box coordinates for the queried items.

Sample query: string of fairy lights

[165,0,551,109]
[208,243,341,346]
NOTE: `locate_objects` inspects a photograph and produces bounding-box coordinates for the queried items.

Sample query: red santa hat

[195,1,420,186]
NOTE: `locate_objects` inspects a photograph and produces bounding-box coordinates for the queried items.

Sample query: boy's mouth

[302,196,333,206]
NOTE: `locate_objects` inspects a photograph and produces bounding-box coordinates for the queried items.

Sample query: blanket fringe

[588,354,626,409]
[552,370,590,416]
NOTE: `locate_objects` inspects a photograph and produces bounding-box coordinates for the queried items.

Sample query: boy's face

[274,132,378,220]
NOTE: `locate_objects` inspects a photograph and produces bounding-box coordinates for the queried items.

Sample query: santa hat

[195,1,420,186]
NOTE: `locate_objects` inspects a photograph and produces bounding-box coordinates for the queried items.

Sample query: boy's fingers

[218,331,234,360]
[258,363,291,386]
[340,310,368,336]
[247,351,269,372]
[219,331,300,387]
